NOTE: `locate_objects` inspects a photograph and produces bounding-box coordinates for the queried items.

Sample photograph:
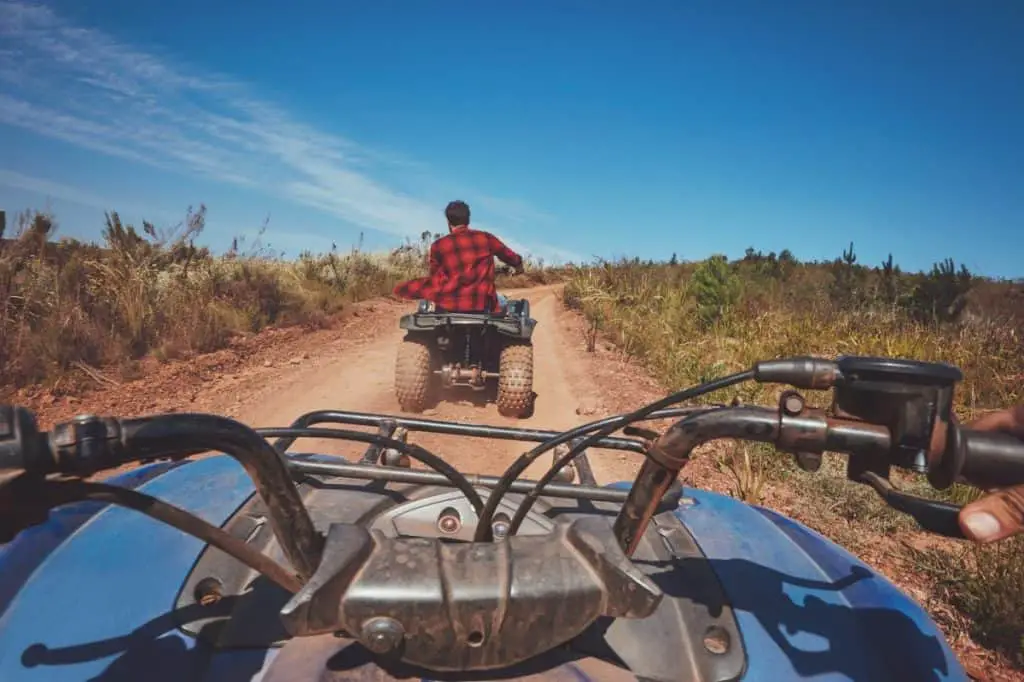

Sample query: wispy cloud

[0,168,178,222]
[0,0,579,262]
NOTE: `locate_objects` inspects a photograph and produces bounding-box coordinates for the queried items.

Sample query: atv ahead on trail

[395,293,536,417]
[2,355,1024,681]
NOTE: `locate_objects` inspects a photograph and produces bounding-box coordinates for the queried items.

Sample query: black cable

[36,479,303,593]
[507,374,752,535]
[474,370,755,541]
[256,427,485,516]
[119,414,322,581]
[506,405,723,535]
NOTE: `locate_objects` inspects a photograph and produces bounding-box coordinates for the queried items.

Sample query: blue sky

[1,1,1021,276]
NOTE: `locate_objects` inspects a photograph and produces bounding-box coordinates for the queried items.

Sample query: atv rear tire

[497,343,534,418]
[395,337,435,413]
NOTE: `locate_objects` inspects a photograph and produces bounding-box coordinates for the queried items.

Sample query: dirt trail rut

[231,285,635,483]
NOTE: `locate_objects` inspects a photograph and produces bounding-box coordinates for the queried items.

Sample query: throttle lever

[859,472,965,539]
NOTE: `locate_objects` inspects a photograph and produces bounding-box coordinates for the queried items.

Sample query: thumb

[959,485,1024,543]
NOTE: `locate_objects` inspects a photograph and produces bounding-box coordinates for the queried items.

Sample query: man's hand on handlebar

[959,404,1024,544]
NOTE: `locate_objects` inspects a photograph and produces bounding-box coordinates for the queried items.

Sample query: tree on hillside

[692,254,741,327]
[910,258,974,324]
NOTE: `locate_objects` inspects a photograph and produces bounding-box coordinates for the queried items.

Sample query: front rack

[266,409,680,506]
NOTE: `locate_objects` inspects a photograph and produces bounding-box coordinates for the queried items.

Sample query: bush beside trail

[563,246,1024,672]
[0,207,563,399]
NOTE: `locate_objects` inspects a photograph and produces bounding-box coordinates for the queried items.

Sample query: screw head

[782,393,804,416]
[361,617,405,654]
[438,512,461,534]
[491,512,511,539]
[193,576,224,607]
[703,626,731,655]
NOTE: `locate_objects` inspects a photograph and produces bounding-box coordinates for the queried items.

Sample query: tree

[692,254,741,328]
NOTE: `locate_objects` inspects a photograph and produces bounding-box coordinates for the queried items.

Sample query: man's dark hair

[445,200,471,226]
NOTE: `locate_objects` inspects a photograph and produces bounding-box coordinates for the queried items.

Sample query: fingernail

[963,511,1002,541]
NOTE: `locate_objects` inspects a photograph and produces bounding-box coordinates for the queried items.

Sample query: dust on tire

[395,337,435,412]
[497,342,534,418]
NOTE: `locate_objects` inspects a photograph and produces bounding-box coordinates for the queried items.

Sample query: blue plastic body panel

[625,482,966,681]
[0,456,269,681]
[0,458,968,681]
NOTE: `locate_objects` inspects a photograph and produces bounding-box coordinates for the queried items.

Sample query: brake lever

[858,472,965,539]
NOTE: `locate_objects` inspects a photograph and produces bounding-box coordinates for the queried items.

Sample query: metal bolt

[438,507,461,534]
[361,617,405,654]
[782,393,804,416]
[703,626,731,655]
[492,512,511,539]
[383,449,411,468]
[193,577,224,607]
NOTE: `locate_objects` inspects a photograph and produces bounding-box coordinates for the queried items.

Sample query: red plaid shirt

[393,226,523,312]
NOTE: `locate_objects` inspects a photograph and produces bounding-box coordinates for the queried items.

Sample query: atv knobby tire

[395,337,435,412]
[497,342,534,418]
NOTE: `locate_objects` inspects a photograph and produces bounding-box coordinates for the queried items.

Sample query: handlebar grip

[0,407,132,478]
[956,429,1024,490]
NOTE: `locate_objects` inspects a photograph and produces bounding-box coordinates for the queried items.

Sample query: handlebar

[2,354,1023,672]
[613,400,1024,553]
[0,409,323,581]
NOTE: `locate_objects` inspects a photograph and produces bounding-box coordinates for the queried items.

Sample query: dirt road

[226,284,654,483]
[13,282,732,494]
[20,283,704,489]
[18,284,678,487]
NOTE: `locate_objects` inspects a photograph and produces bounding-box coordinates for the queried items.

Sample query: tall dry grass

[0,207,562,398]
[563,246,1024,666]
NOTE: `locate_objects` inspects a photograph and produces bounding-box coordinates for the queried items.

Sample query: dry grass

[563,247,1024,668]
[0,206,562,398]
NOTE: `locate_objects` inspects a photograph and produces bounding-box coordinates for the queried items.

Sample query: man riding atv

[392,200,535,417]
[393,200,525,312]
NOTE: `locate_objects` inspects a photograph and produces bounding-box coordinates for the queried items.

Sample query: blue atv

[1,355,1020,681]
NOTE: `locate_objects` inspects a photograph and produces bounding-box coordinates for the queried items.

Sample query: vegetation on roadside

[563,245,1024,668]
[0,208,562,398]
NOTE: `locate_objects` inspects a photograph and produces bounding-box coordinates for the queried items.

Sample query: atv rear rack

[399,310,535,339]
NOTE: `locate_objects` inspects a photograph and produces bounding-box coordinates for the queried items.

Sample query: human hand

[958,404,1024,543]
